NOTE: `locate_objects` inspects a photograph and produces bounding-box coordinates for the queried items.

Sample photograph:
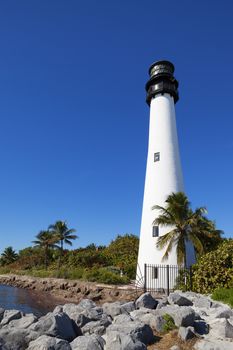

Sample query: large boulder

[103,302,122,318]
[78,299,96,310]
[193,320,209,335]
[194,297,212,309]
[27,334,71,349]
[104,330,147,350]
[29,312,77,341]
[168,293,193,306]
[120,302,136,314]
[81,316,111,336]
[7,314,37,329]
[106,321,154,345]
[133,312,166,332]
[213,307,233,319]
[0,308,5,322]
[0,327,38,350]
[70,334,105,350]
[174,307,196,327]
[135,293,158,310]
[1,310,23,326]
[210,318,233,338]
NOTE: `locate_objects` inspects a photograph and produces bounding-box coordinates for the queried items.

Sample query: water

[0,285,59,317]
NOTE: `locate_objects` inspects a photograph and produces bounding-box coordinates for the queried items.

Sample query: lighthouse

[136,60,193,286]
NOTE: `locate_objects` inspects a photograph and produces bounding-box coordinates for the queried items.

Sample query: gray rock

[28,334,71,349]
[135,293,158,309]
[70,334,105,350]
[120,301,136,314]
[195,339,233,350]
[170,346,181,350]
[81,317,111,336]
[106,321,154,345]
[0,308,5,322]
[168,292,193,306]
[194,297,212,309]
[62,304,83,321]
[7,314,37,329]
[29,312,77,341]
[214,307,233,319]
[113,314,133,324]
[210,318,233,338]
[139,314,166,332]
[103,302,122,318]
[173,307,195,327]
[194,320,209,335]
[78,299,96,310]
[1,310,22,326]
[53,305,63,314]
[130,309,151,319]
[0,327,38,350]
[75,313,91,328]
[178,326,195,341]
[105,330,147,350]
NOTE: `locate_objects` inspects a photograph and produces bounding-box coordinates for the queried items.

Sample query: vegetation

[212,287,233,308]
[162,314,176,332]
[32,231,58,269]
[153,192,222,266]
[0,247,18,266]
[192,240,233,293]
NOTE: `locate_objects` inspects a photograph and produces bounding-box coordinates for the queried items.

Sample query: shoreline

[0,274,140,305]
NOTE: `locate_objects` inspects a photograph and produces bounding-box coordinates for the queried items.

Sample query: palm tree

[152,192,213,266]
[48,221,77,266]
[32,230,58,269]
[1,247,18,265]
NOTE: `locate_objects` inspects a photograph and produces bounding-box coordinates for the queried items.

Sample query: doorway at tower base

[135,264,192,293]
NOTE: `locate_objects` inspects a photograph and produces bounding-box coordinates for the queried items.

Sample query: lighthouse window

[154,152,160,162]
[152,226,159,237]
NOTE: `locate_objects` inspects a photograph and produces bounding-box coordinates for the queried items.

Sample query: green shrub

[212,288,233,308]
[84,267,129,285]
[192,240,233,293]
[162,314,176,332]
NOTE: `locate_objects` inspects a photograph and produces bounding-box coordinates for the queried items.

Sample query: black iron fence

[144,264,193,295]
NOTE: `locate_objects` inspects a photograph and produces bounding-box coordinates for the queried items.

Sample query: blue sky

[0,0,232,252]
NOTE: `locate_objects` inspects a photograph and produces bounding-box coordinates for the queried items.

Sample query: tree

[1,247,18,265]
[32,230,58,269]
[48,221,77,266]
[152,192,221,266]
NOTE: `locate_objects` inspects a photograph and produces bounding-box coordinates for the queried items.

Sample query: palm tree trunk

[45,247,48,270]
[58,240,63,268]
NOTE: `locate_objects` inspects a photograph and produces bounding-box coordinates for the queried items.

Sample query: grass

[162,314,176,332]
[212,288,233,308]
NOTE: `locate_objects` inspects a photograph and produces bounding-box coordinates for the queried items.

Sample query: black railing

[144,264,192,295]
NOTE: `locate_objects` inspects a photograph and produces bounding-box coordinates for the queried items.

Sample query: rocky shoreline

[0,289,232,349]
[0,274,138,305]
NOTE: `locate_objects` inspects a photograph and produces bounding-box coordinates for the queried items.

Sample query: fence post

[189,266,193,291]
[166,265,170,296]
[144,264,147,292]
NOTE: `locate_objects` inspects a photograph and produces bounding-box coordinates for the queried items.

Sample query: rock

[214,307,233,319]
[210,318,233,338]
[120,301,136,314]
[53,305,63,313]
[195,339,233,350]
[81,317,111,336]
[28,334,71,349]
[178,326,195,340]
[194,297,212,309]
[173,307,196,327]
[103,302,122,318]
[76,313,91,327]
[106,321,154,345]
[0,327,38,350]
[139,314,166,332]
[0,308,5,322]
[135,293,158,309]
[113,314,133,324]
[85,306,104,321]
[78,299,96,310]
[62,304,83,321]
[170,346,181,350]
[70,334,105,350]
[7,314,37,329]
[104,330,147,350]
[194,320,209,335]
[29,312,78,341]
[168,292,193,306]
[1,309,22,326]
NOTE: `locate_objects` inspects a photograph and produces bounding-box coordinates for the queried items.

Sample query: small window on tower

[154,152,160,162]
[152,226,159,237]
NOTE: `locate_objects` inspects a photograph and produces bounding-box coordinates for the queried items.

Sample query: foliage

[83,267,129,284]
[162,314,176,332]
[153,192,223,265]
[32,230,58,269]
[104,234,139,278]
[174,268,192,291]
[192,240,233,293]
[212,288,233,308]
[67,249,110,268]
[0,247,18,266]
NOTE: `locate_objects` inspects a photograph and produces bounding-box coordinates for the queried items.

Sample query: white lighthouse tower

[136,60,193,286]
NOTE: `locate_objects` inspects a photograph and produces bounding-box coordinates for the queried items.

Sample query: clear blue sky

[0,0,232,252]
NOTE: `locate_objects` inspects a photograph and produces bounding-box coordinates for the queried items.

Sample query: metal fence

[144,264,192,295]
